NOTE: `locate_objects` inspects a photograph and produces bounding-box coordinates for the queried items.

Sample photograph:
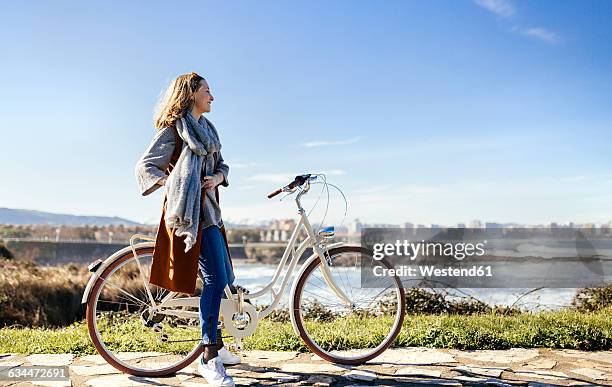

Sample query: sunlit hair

[153,72,205,129]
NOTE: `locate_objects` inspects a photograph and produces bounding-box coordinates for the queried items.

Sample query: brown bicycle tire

[292,246,406,365]
[85,246,203,376]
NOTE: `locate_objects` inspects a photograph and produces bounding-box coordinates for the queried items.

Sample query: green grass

[1,308,611,355]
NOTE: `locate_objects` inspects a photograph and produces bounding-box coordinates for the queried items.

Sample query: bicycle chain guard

[219,297,258,339]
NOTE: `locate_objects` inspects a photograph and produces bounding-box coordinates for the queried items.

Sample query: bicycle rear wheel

[85,246,203,376]
[292,246,405,365]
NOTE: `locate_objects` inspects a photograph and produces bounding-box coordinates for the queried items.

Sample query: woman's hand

[156,176,168,187]
[201,173,224,190]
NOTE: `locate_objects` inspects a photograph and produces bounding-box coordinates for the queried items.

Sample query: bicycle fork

[300,208,353,307]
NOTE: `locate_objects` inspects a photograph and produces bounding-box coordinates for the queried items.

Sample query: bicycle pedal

[230,284,250,295]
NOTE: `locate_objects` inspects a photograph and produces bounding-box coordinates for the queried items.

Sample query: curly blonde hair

[154,72,205,129]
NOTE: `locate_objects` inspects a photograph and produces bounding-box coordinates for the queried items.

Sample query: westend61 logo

[372,240,486,261]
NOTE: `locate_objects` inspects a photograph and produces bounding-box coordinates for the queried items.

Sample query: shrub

[0,243,14,260]
[572,285,612,312]
[404,288,518,315]
[0,259,88,327]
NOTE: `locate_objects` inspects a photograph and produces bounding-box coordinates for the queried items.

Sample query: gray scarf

[164,111,221,252]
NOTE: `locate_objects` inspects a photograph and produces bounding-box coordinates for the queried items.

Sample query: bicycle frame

[82,178,354,347]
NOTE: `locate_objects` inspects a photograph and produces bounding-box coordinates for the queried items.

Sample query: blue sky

[1,1,611,226]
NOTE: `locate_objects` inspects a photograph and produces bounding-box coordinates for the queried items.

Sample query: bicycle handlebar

[267,174,312,198]
[267,188,282,199]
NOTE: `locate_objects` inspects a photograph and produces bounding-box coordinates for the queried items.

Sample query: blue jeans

[198,225,235,345]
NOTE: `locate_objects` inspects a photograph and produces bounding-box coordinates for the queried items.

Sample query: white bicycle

[82,174,406,376]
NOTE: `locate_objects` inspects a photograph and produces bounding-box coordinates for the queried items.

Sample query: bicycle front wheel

[292,246,405,365]
[85,246,203,376]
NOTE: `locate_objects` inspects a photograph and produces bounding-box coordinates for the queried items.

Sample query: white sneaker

[197,356,234,386]
[218,346,241,365]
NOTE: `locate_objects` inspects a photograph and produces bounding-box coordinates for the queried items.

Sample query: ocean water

[231,262,580,311]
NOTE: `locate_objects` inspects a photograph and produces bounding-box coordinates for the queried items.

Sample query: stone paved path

[1,348,612,386]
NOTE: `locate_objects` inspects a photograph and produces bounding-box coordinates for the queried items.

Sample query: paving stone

[183,380,254,387]
[137,360,182,371]
[344,369,377,381]
[310,350,365,362]
[483,380,516,386]
[453,374,488,383]
[226,368,248,375]
[243,350,298,362]
[232,377,259,386]
[31,381,72,387]
[281,362,348,373]
[394,381,462,386]
[494,381,528,386]
[303,375,335,386]
[69,364,120,376]
[79,352,165,365]
[522,359,556,370]
[174,365,200,382]
[175,369,196,382]
[0,361,23,371]
[394,366,442,377]
[25,354,74,367]
[574,358,612,372]
[371,347,457,365]
[180,382,210,387]
[78,354,108,365]
[570,367,608,380]
[451,348,539,364]
[453,364,508,378]
[260,371,301,382]
[513,369,569,381]
[240,364,267,372]
[554,349,612,365]
[86,374,169,386]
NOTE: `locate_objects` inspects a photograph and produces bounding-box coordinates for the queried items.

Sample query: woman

[135,72,237,387]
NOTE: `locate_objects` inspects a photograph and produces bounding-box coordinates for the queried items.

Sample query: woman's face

[193,79,214,113]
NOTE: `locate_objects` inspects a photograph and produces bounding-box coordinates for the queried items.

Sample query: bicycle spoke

[88,251,201,375]
[294,248,405,364]
[103,281,149,308]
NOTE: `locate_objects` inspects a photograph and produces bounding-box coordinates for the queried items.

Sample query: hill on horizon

[0,207,142,226]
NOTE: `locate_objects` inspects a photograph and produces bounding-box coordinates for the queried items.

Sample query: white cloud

[474,0,515,17]
[517,27,561,44]
[474,1,562,45]
[302,136,362,148]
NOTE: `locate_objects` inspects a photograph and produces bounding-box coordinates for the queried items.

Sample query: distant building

[469,220,482,228]
[260,219,296,242]
[348,218,362,236]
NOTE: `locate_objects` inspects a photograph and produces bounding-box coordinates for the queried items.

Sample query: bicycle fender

[80,242,155,304]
